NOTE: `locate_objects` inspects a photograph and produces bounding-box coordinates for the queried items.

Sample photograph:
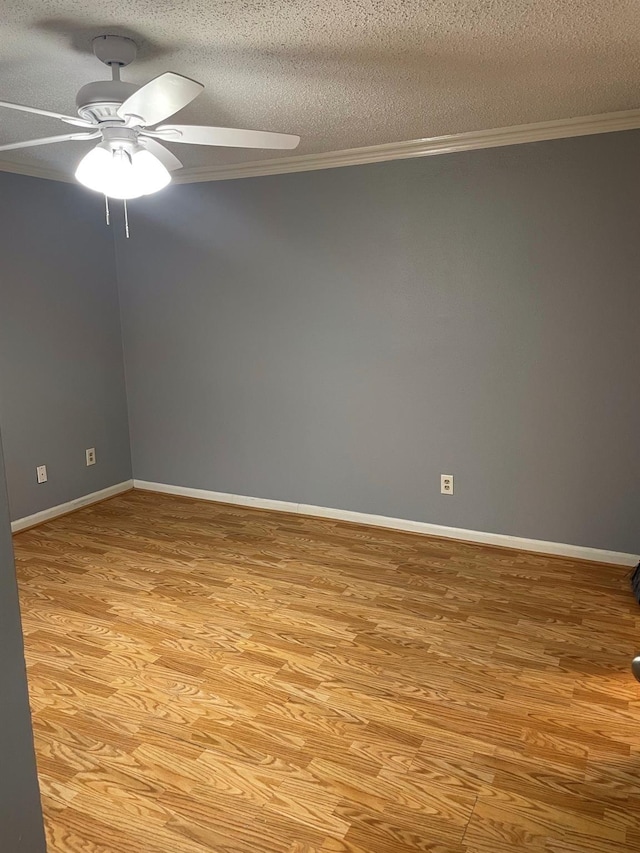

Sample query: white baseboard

[11,480,134,533]
[133,480,639,567]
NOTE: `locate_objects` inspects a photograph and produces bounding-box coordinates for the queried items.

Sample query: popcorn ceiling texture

[1,1,639,178]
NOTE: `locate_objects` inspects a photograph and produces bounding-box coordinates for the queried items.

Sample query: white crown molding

[11,480,133,533]
[172,108,640,184]
[134,480,639,567]
[0,157,72,183]
[2,108,640,186]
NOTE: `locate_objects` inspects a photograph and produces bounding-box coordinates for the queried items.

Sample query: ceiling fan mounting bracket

[92,35,137,68]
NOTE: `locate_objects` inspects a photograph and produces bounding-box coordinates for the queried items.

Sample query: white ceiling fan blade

[139,137,183,171]
[0,99,95,128]
[151,124,301,150]
[117,72,204,126]
[0,131,100,152]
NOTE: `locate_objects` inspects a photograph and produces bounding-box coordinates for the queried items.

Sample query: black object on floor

[631,562,640,605]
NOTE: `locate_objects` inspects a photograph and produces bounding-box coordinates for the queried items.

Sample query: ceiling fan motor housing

[76,80,138,123]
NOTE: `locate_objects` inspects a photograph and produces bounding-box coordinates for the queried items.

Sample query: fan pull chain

[123,198,130,239]
[104,195,110,226]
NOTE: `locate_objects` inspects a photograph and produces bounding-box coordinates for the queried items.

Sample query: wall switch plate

[86,447,96,466]
[36,465,48,484]
[440,474,454,495]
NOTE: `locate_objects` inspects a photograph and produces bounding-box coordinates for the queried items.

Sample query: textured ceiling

[1,1,640,179]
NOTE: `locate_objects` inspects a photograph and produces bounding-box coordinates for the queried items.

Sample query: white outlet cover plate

[441,474,454,495]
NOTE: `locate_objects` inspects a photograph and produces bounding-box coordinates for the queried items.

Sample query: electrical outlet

[86,447,96,466]
[36,465,48,484]
[440,474,454,495]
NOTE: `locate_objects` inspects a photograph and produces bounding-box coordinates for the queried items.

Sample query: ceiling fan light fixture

[75,144,171,200]
[75,145,137,199]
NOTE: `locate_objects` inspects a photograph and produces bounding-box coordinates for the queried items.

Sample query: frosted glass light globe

[75,145,170,199]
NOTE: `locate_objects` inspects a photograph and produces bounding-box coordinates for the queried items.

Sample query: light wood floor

[13,489,640,852]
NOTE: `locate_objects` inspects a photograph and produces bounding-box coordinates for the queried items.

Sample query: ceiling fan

[0,35,300,201]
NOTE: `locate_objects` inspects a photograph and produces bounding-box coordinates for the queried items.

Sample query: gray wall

[0,430,46,851]
[0,172,132,521]
[117,131,640,554]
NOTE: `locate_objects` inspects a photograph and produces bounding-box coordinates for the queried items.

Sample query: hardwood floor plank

[13,489,640,852]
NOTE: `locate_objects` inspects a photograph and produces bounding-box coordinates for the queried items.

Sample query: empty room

[1,3,640,852]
